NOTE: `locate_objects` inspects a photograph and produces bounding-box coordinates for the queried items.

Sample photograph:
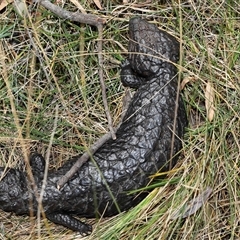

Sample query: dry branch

[35,0,105,27]
[57,126,119,190]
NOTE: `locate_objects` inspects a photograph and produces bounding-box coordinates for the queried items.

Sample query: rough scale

[0,17,187,235]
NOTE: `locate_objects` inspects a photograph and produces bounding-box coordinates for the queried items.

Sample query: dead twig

[57,125,119,190]
[37,105,59,237]
[169,2,183,169]
[34,0,105,27]
[97,24,116,140]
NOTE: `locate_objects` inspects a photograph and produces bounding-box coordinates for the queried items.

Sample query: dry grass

[0,0,239,239]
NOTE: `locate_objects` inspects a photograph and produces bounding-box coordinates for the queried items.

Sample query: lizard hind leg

[46,212,92,236]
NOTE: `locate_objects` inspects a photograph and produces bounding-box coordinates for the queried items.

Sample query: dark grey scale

[29,153,45,177]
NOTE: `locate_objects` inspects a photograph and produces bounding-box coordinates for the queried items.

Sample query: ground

[0,0,239,239]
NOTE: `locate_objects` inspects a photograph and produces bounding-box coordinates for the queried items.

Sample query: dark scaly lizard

[0,17,187,235]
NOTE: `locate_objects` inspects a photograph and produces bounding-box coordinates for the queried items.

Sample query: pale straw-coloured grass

[0,1,239,239]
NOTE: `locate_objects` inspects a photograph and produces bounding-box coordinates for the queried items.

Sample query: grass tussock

[0,0,239,239]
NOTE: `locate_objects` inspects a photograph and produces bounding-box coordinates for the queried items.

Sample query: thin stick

[57,125,119,190]
[169,2,183,169]
[35,0,105,27]
[37,105,59,237]
[97,24,116,140]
